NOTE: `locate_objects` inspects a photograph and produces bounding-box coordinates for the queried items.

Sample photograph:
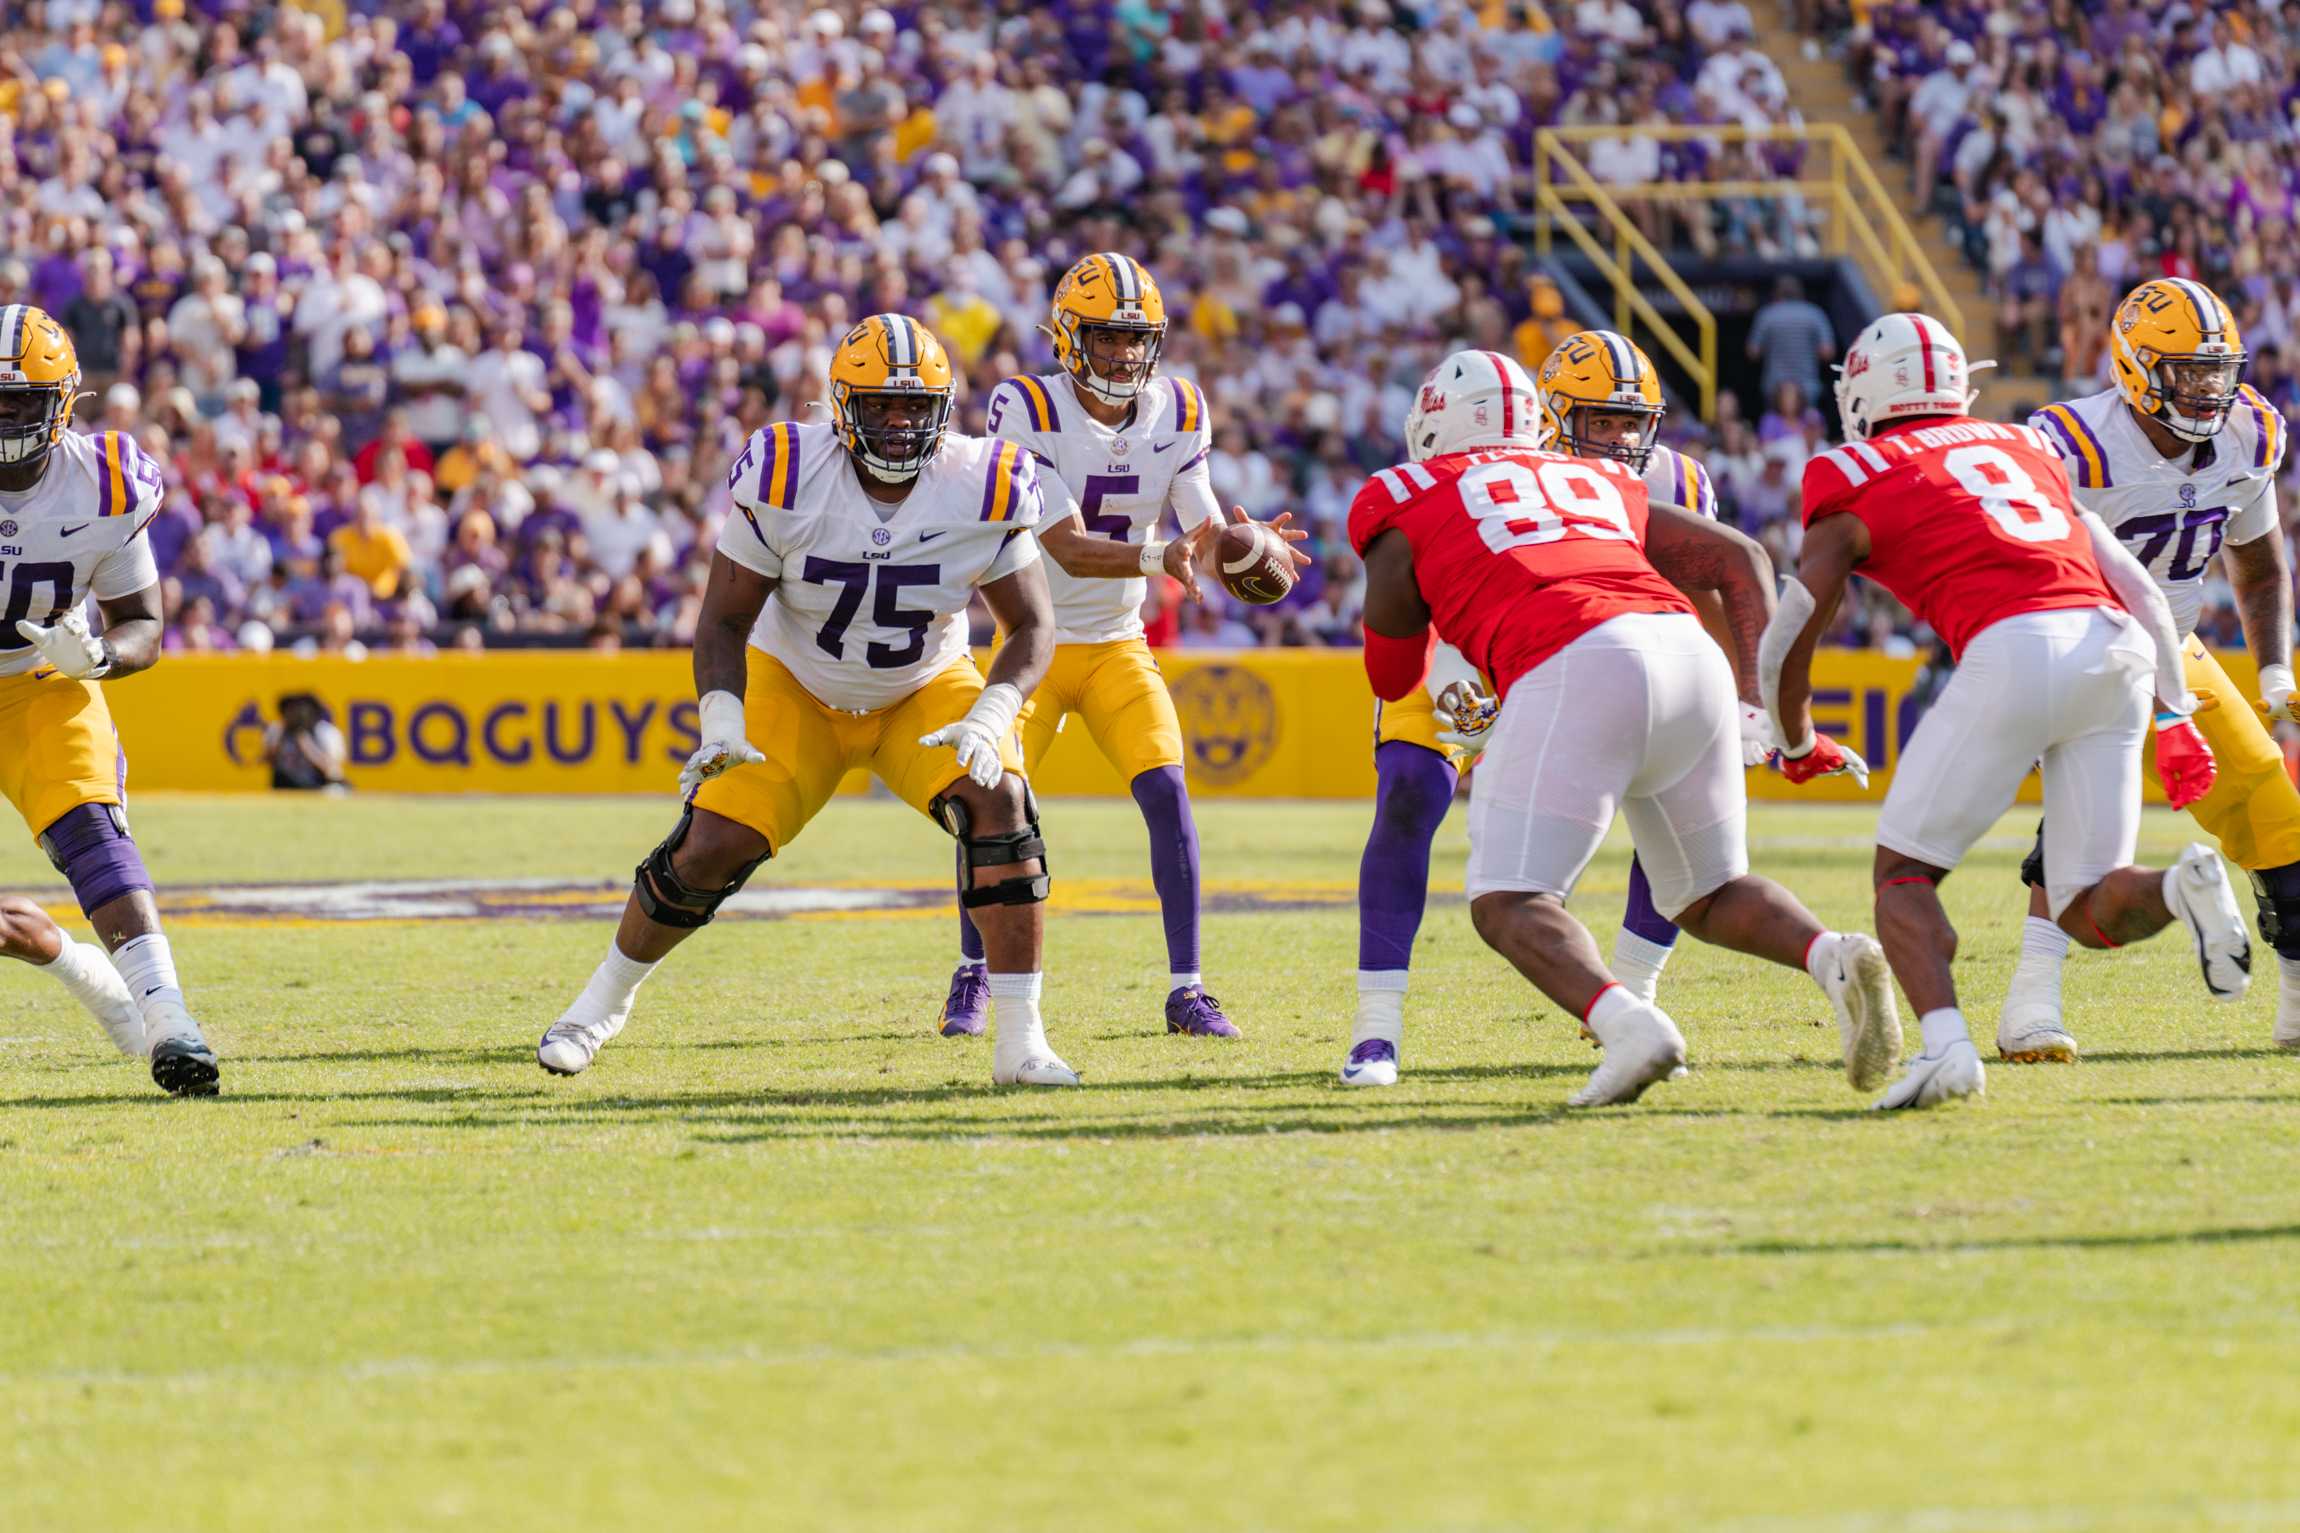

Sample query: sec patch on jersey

[1216,522,1294,605]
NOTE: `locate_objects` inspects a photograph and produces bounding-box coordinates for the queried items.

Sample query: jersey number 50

[1458,460,1638,554]
[0,561,73,650]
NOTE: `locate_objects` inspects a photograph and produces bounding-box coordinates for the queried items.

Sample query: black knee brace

[631,807,769,929]
[2251,861,2300,959]
[934,784,1050,908]
[2020,819,2046,890]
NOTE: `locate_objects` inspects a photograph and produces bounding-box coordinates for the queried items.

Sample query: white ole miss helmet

[1403,349,1544,462]
[1833,312,1991,441]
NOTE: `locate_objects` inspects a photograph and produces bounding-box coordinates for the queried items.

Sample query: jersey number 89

[1458,459,1637,554]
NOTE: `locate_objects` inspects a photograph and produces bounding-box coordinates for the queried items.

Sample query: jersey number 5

[1946,445,2072,543]
[1458,459,1636,553]
[0,561,75,650]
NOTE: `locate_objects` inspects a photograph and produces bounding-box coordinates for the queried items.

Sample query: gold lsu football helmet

[1537,329,1664,471]
[2111,277,2247,442]
[1046,253,1167,406]
[827,313,955,480]
[0,305,82,473]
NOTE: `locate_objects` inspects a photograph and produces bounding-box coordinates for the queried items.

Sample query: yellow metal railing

[1534,124,1965,423]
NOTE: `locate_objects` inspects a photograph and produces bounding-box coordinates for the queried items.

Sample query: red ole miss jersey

[1801,418,2117,659]
[1347,448,1694,697]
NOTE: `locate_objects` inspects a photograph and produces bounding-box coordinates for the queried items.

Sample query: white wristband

[967,681,1025,741]
[698,689,746,741]
[1138,539,1169,575]
[2263,663,2295,698]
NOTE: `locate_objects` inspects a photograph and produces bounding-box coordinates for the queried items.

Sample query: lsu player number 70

[0,305,220,1094]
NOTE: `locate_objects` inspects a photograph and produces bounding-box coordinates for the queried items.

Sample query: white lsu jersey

[714,420,1045,712]
[1642,442,1718,520]
[0,429,164,678]
[984,372,1221,644]
[2030,386,2287,639]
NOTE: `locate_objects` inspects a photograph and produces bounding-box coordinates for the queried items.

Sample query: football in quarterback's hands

[1215,521,1296,606]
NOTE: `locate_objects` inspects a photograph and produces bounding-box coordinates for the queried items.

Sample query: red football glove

[2154,716,2217,809]
[1772,732,1871,788]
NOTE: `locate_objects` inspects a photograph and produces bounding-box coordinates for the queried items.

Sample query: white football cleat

[1568,1003,1687,1107]
[1871,1037,1985,1110]
[2168,843,2251,1002]
[2276,960,2300,1050]
[1995,1000,2079,1064]
[1340,1037,1399,1086]
[143,999,220,1097]
[538,1010,626,1076]
[993,1054,1080,1087]
[1818,933,1903,1091]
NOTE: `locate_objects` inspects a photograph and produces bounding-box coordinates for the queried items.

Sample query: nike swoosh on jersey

[1153,441,1176,453]
[59,523,88,537]
[918,529,949,543]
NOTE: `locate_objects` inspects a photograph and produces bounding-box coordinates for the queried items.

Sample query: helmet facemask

[0,380,72,471]
[1071,319,1165,405]
[836,384,952,481]
[1558,401,1662,472]
[2147,350,2247,441]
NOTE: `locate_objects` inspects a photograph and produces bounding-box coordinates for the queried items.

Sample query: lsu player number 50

[0,306,219,1095]
[534,315,1080,1088]
[2005,278,2300,1058]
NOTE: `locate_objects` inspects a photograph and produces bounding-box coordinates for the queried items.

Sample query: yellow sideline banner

[97,649,2243,801]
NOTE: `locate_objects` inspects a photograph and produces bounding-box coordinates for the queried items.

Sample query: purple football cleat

[1339,1037,1398,1087]
[1164,986,1240,1038]
[938,963,988,1037]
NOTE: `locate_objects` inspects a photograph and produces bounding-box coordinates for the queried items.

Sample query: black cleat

[150,1036,220,1097]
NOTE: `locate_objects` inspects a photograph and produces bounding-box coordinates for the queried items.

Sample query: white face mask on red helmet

[1833,312,1993,442]
[1403,350,1545,462]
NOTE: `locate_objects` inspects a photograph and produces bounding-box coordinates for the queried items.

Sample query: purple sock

[956,899,985,965]
[1620,855,1681,948]
[1129,765,1201,974]
[1358,741,1459,972]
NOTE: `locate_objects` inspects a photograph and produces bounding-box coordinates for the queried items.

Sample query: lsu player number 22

[0,305,220,1095]
[535,315,1082,1088]
[938,253,1309,1042]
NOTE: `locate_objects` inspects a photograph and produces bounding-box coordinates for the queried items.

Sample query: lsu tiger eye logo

[2119,306,2142,334]
[1170,664,1278,788]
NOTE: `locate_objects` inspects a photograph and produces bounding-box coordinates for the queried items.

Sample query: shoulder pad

[2237,385,2288,476]
[2029,401,2114,490]
[990,375,1064,438]
[731,421,810,511]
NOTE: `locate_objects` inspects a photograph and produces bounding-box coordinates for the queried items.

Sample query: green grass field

[4,792,2299,1532]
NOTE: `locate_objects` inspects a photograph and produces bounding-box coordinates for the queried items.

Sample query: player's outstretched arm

[92,585,163,678]
[2225,527,2299,719]
[1359,529,1436,702]
[920,558,1057,791]
[677,552,776,797]
[1761,512,1867,782]
[1644,506,1775,703]
[1038,510,1220,598]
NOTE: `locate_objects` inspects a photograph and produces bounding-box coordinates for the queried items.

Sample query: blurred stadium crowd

[4,0,2295,656]
[1818,0,2300,651]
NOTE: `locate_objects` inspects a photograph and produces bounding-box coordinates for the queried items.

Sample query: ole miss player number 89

[1459,458,1636,553]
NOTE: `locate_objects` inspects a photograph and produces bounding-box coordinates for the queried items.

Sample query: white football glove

[1739,701,1780,768]
[2258,663,2300,724]
[1433,679,1498,763]
[15,608,108,680]
[676,689,765,798]
[920,681,1024,790]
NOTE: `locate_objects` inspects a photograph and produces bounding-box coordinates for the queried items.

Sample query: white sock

[1918,1006,1970,1054]
[988,970,1054,1071]
[2280,953,2300,996]
[1169,971,1202,991]
[112,933,183,1016]
[2161,864,2190,924]
[2005,915,2070,1006]
[1801,929,1843,987]
[571,943,657,1025]
[1354,969,1408,1046]
[41,936,122,1005]
[1584,982,1641,1046]
[1610,931,1674,1004]
[957,952,983,970]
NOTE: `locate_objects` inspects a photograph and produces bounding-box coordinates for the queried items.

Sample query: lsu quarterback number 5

[1460,457,1636,552]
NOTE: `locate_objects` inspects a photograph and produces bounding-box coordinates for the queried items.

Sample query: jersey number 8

[1946,445,2072,544]
[1458,459,1637,554]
